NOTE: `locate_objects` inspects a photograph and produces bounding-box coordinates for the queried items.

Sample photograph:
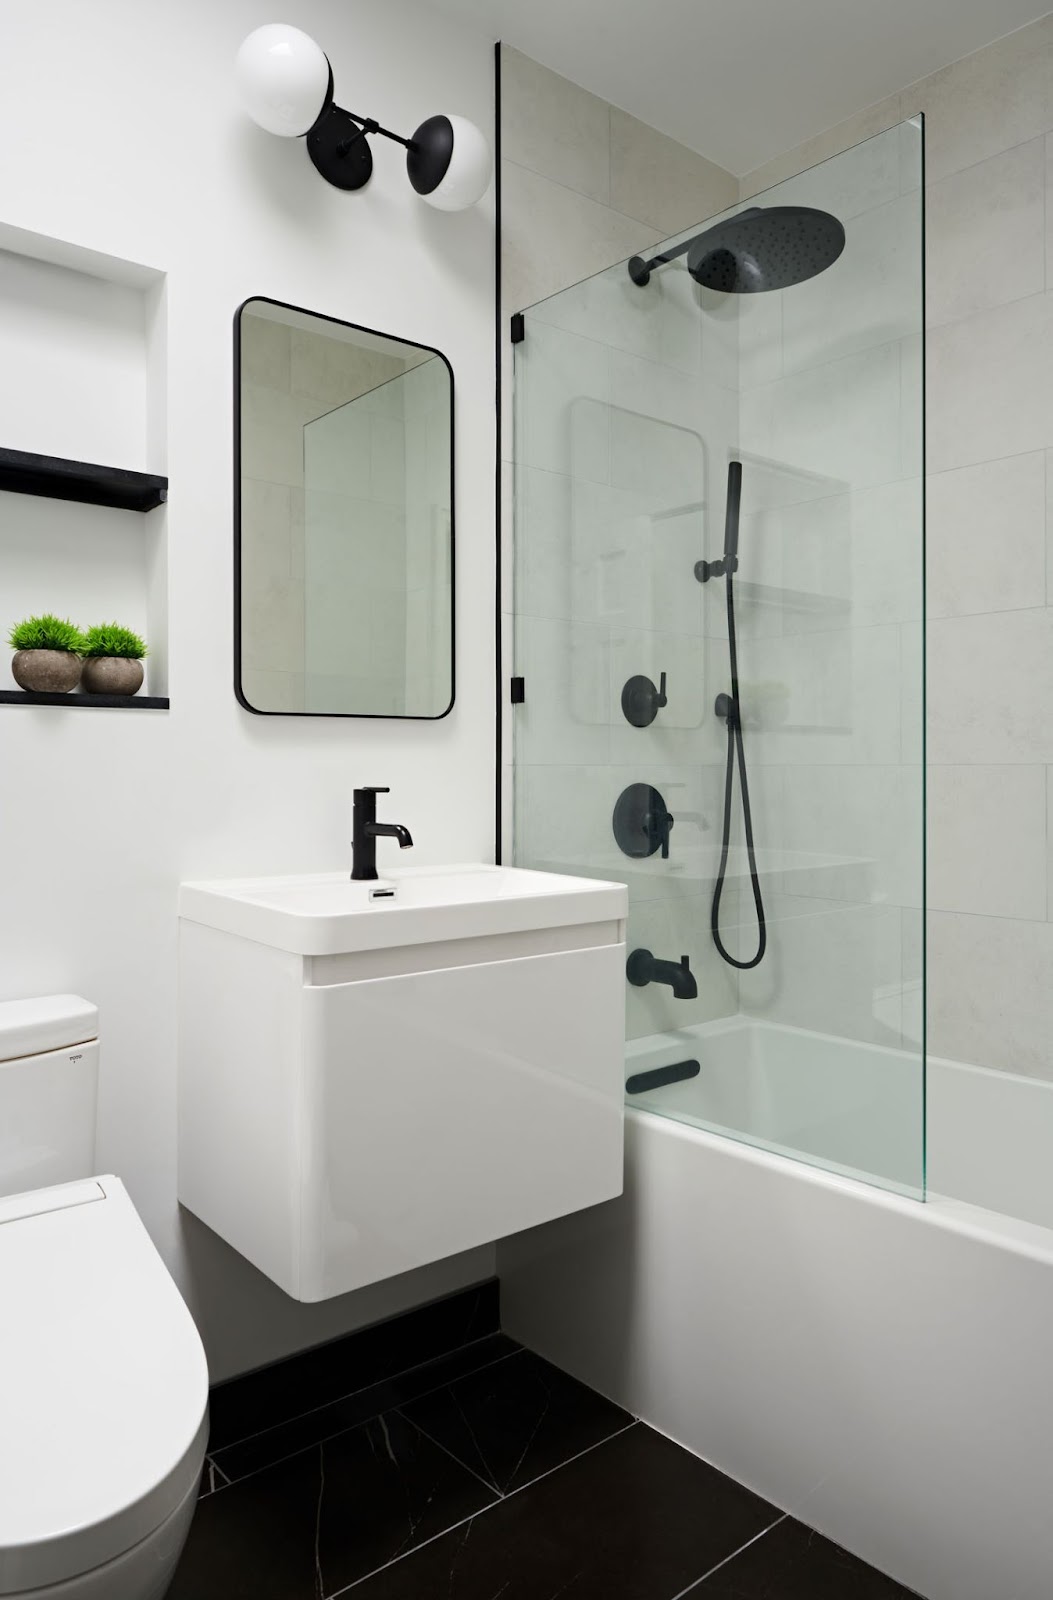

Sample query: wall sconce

[235,24,492,211]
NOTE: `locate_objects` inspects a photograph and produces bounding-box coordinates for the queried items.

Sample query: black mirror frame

[233,295,456,720]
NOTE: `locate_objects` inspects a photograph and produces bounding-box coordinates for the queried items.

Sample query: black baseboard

[208,1278,499,1451]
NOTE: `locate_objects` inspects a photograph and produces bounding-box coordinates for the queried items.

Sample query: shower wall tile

[504,44,741,1054]
[609,108,738,235]
[902,14,1053,186]
[530,247,705,376]
[740,622,903,769]
[514,763,623,876]
[927,764,1047,920]
[515,318,610,482]
[733,20,1053,1086]
[501,161,657,323]
[625,893,740,1038]
[925,137,1045,328]
[779,193,920,376]
[1048,769,1053,922]
[925,291,1053,474]
[927,608,1053,765]
[1046,449,1053,606]
[515,612,612,766]
[737,895,903,1049]
[743,480,920,639]
[927,910,1053,1077]
[926,452,1047,619]
[740,340,904,490]
[1046,134,1053,288]
[773,764,923,911]
[738,95,905,205]
[501,48,612,206]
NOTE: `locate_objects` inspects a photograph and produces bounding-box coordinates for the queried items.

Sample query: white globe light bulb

[235,24,330,138]
[409,115,492,212]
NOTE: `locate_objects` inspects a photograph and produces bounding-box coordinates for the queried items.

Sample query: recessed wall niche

[0,226,167,701]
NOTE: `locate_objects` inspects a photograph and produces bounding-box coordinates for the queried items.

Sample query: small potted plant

[80,622,148,696]
[8,614,86,693]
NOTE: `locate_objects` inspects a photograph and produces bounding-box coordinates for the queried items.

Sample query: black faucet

[626,948,698,999]
[351,787,413,880]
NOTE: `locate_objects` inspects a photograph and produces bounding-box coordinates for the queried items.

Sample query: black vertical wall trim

[494,40,504,863]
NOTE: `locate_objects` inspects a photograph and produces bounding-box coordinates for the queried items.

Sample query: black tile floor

[176,1325,923,1599]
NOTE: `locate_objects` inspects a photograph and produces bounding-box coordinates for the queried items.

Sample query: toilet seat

[0,1177,209,1595]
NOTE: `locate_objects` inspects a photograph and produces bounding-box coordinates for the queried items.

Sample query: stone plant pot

[11,649,82,694]
[81,656,145,696]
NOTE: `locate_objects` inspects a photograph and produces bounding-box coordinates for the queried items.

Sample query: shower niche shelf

[0,448,167,513]
[0,690,169,711]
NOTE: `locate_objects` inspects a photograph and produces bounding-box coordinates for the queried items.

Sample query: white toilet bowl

[0,1177,209,1600]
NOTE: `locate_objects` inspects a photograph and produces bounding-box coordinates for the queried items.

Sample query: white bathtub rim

[626,1104,1053,1267]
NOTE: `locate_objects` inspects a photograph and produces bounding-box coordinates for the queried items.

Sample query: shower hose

[711,464,767,970]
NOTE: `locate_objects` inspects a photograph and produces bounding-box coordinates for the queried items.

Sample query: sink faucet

[351,787,413,881]
[626,948,698,999]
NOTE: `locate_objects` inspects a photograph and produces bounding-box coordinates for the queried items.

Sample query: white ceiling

[427,0,1050,174]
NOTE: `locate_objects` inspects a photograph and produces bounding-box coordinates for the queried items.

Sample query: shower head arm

[627,239,693,287]
[628,210,765,287]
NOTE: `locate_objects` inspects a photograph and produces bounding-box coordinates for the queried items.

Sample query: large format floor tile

[698,1515,922,1597]
[350,1423,781,1600]
[401,1346,632,1493]
[170,1410,498,1600]
[177,1329,925,1600]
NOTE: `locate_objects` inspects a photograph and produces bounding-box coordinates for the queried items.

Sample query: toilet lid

[0,1176,209,1594]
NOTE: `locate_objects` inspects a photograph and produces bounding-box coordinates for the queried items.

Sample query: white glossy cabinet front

[178,920,625,1300]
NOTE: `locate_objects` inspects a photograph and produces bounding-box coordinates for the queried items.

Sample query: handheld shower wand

[699,462,767,970]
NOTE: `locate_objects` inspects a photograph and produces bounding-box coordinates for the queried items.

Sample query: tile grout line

[665,1513,789,1599]
[394,1409,504,1501]
[324,1420,641,1599]
[212,1337,521,1465]
[500,154,663,246]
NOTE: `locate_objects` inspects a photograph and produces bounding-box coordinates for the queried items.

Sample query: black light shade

[406,114,492,210]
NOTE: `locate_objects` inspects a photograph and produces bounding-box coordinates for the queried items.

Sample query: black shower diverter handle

[645,803,674,859]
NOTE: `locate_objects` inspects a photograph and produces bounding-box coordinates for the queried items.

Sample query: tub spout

[626,949,697,999]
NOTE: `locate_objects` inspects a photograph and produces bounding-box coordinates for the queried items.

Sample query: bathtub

[498,1016,1053,1600]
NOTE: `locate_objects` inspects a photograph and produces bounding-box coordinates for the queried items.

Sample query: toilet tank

[0,996,99,1200]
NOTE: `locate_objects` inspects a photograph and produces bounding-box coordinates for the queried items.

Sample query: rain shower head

[628,205,845,292]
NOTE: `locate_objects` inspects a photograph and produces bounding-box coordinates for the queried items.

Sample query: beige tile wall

[501,48,738,315]
[740,15,1053,1080]
[499,45,740,1025]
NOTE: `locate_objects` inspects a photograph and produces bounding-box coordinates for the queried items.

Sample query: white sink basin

[179,863,628,955]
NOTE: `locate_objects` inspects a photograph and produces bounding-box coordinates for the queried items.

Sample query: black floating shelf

[0,448,167,513]
[0,690,169,710]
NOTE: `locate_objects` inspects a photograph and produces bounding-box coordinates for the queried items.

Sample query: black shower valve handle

[644,805,674,859]
[656,671,668,709]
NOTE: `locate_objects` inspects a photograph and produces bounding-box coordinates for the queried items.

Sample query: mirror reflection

[237,298,453,718]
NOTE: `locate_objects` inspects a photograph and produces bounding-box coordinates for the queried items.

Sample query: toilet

[0,996,208,1600]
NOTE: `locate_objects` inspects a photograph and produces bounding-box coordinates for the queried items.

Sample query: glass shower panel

[512,118,925,1198]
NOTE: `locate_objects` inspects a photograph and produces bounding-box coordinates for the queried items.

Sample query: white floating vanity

[177,864,627,1300]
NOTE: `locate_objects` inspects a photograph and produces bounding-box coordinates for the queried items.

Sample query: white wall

[0,0,496,1381]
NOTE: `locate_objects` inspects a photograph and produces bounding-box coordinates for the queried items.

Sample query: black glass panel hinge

[510,676,525,704]
[510,313,525,344]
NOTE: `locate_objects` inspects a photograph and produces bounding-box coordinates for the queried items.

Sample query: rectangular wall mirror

[235,297,454,718]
